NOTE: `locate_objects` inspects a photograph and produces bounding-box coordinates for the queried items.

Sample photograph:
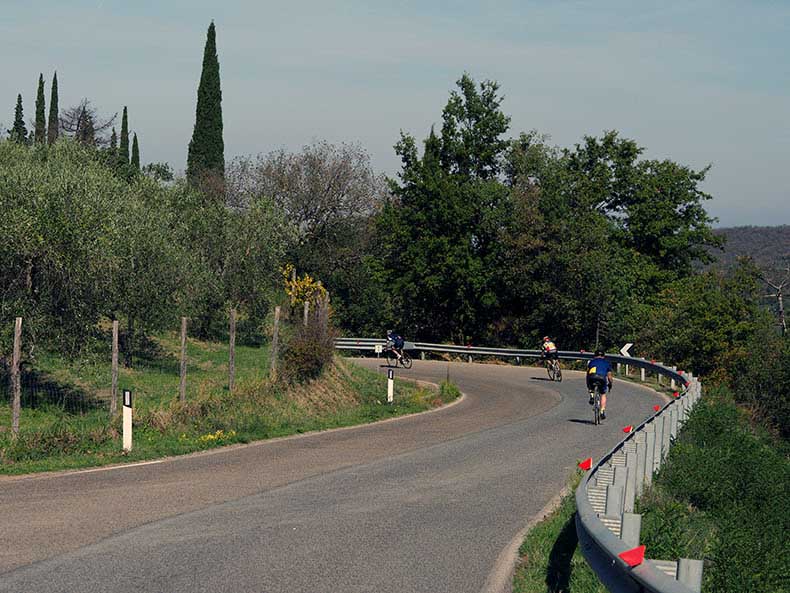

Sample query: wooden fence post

[270,306,281,380]
[11,317,22,438]
[110,320,119,416]
[229,307,236,392]
[179,316,187,402]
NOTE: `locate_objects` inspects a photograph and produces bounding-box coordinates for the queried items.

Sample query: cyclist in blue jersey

[386,330,405,361]
[586,349,613,419]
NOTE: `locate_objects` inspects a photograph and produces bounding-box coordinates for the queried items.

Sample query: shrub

[638,391,790,593]
[281,315,336,383]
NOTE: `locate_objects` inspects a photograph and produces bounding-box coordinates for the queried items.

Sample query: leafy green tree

[34,74,46,144]
[563,131,721,278]
[380,76,512,342]
[8,94,28,143]
[142,162,174,183]
[187,21,224,185]
[47,72,59,145]
[119,106,129,165]
[131,132,140,171]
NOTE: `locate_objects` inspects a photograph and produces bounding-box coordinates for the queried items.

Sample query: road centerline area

[0,360,663,593]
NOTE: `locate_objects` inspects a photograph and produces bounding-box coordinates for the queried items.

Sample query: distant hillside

[709,225,790,271]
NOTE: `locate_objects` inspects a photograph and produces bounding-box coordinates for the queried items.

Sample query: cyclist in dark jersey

[386,330,405,361]
[586,349,613,419]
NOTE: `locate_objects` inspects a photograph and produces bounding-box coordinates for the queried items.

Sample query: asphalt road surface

[0,359,665,593]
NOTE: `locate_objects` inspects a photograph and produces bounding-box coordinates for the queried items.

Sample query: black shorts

[544,351,558,360]
[587,374,609,394]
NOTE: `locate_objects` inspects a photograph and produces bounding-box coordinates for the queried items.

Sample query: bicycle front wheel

[554,363,563,382]
[400,352,413,369]
[546,361,556,381]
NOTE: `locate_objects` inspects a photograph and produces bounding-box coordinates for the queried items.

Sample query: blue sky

[2,0,788,226]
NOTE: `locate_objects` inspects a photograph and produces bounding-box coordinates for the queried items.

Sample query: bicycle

[385,346,413,369]
[544,357,562,382]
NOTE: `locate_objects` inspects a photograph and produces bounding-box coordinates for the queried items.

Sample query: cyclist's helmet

[386,329,394,336]
[543,336,550,342]
[594,348,605,357]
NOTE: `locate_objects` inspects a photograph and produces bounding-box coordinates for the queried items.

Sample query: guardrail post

[468,354,472,363]
[624,452,637,512]
[640,367,645,382]
[670,366,677,389]
[621,512,641,548]
[606,484,624,516]
[652,415,665,472]
[635,435,647,495]
[421,351,425,360]
[662,411,672,460]
[617,362,622,375]
[678,558,704,593]
[670,406,679,440]
[643,426,656,488]
[613,466,628,513]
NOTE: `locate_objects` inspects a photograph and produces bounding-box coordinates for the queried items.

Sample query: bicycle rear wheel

[554,362,563,382]
[546,361,556,381]
[400,352,413,369]
[385,349,397,367]
[593,387,601,425]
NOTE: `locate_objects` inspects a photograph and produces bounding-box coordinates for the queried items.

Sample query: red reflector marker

[618,545,646,567]
[653,404,661,412]
[578,457,593,471]
[673,391,679,398]
[623,425,633,433]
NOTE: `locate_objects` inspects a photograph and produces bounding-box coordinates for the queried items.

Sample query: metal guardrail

[335,337,703,592]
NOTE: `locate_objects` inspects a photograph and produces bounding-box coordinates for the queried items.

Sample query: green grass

[513,472,607,593]
[636,388,790,593]
[0,341,459,475]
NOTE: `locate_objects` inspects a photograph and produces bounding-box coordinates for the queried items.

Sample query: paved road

[0,360,664,593]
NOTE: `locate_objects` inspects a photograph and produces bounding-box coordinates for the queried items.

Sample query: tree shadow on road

[545,512,579,592]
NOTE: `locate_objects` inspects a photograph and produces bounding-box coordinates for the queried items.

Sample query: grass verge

[636,387,789,593]
[513,471,606,593]
[0,350,460,475]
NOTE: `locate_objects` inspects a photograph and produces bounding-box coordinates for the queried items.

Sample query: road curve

[0,360,664,593]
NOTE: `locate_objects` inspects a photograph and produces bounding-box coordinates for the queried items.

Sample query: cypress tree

[187,21,224,184]
[119,106,129,165]
[131,133,140,171]
[47,71,59,145]
[8,94,28,143]
[109,127,118,154]
[34,74,46,144]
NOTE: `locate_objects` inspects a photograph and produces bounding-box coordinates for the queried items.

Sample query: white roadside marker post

[123,389,133,452]
[387,369,394,404]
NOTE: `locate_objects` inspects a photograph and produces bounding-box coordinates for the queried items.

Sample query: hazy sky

[3,0,788,226]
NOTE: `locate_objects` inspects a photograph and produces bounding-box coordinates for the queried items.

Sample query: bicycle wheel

[593,387,601,425]
[400,352,413,369]
[546,361,556,381]
[554,362,563,382]
[385,349,397,367]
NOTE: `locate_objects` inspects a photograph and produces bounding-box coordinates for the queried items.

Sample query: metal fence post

[621,513,642,548]
[678,559,704,593]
